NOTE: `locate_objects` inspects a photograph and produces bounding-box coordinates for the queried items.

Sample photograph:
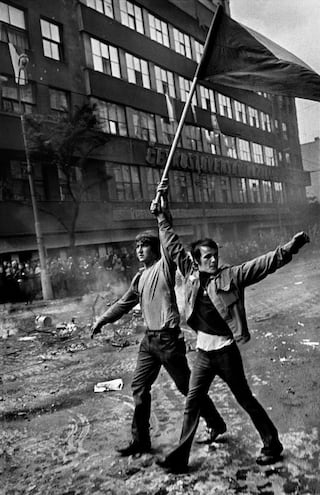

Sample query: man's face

[197,246,219,274]
[136,241,156,265]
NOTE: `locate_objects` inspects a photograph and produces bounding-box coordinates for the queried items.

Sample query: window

[173,27,191,58]
[40,19,62,60]
[252,142,264,164]
[220,176,232,203]
[111,164,141,200]
[7,161,44,201]
[1,78,35,113]
[93,99,127,136]
[126,53,150,88]
[223,135,237,159]
[84,0,113,17]
[200,174,216,202]
[248,179,261,203]
[264,146,276,166]
[160,118,176,145]
[146,167,161,199]
[274,182,284,203]
[285,151,291,164]
[282,122,288,139]
[203,129,220,155]
[170,170,194,202]
[0,1,28,49]
[178,76,197,106]
[234,100,247,123]
[261,111,271,132]
[261,180,273,203]
[199,86,216,112]
[154,66,175,97]
[148,13,169,47]
[194,39,203,63]
[90,38,120,77]
[58,165,82,201]
[49,88,69,112]
[119,0,144,34]
[234,178,248,203]
[248,106,260,128]
[218,93,232,118]
[238,139,251,161]
[183,125,202,151]
[132,109,156,142]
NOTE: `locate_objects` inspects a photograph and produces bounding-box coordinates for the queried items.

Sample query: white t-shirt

[196,331,233,351]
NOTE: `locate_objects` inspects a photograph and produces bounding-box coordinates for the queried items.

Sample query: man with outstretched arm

[91,227,224,457]
[151,184,310,473]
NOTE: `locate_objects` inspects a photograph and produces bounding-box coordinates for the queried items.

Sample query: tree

[26,103,110,266]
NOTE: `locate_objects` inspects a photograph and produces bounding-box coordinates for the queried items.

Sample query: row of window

[83,0,204,62]
[0,0,202,63]
[93,98,281,166]
[0,75,287,167]
[2,160,286,206]
[87,36,279,135]
[0,78,69,114]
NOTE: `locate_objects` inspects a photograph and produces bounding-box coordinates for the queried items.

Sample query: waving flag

[197,6,320,102]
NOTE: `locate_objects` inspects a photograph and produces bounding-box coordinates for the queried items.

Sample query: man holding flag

[151,183,309,473]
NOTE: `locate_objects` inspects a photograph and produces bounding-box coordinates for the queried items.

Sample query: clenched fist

[290,232,310,254]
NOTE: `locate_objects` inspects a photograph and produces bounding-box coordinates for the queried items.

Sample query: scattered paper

[94,378,123,393]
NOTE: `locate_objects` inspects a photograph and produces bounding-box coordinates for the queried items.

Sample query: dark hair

[135,230,160,258]
[190,238,218,263]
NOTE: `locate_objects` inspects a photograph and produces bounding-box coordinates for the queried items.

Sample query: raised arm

[233,232,310,287]
[150,181,192,277]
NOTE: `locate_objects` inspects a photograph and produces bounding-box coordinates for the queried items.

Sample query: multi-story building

[0,0,310,262]
[301,137,320,202]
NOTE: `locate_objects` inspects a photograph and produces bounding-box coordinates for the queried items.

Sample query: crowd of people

[1,229,313,304]
[0,246,138,303]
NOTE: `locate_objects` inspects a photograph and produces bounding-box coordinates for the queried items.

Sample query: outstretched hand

[90,320,103,339]
[291,231,310,253]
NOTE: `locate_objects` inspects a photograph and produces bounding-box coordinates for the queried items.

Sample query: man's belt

[146,327,180,337]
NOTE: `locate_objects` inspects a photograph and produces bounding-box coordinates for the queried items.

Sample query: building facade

[301,137,320,202]
[0,0,310,262]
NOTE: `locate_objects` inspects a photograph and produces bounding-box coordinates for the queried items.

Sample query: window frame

[40,18,63,61]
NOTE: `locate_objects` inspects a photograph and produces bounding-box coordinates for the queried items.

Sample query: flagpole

[154,3,224,203]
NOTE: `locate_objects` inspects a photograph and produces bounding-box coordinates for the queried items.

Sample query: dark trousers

[131,332,223,446]
[166,342,281,465]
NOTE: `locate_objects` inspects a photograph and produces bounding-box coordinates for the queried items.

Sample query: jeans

[131,331,223,446]
[165,342,281,465]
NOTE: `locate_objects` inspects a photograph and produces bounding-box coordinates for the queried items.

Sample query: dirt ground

[1,251,320,495]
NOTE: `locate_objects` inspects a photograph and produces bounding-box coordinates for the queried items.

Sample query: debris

[18,335,37,341]
[297,321,304,327]
[294,281,303,285]
[35,315,52,329]
[94,378,123,392]
[56,318,78,336]
[301,339,319,348]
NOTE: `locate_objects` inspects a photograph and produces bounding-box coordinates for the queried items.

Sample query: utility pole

[17,54,53,299]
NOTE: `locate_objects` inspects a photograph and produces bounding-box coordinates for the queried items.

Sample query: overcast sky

[229,0,320,144]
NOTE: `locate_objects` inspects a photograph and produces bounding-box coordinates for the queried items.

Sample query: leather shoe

[156,457,189,474]
[196,424,227,444]
[256,452,283,465]
[117,441,151,457]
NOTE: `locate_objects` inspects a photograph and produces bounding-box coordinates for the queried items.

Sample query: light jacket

[158,215,296,343]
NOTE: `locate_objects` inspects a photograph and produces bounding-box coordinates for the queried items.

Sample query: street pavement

[1,253,320,495]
